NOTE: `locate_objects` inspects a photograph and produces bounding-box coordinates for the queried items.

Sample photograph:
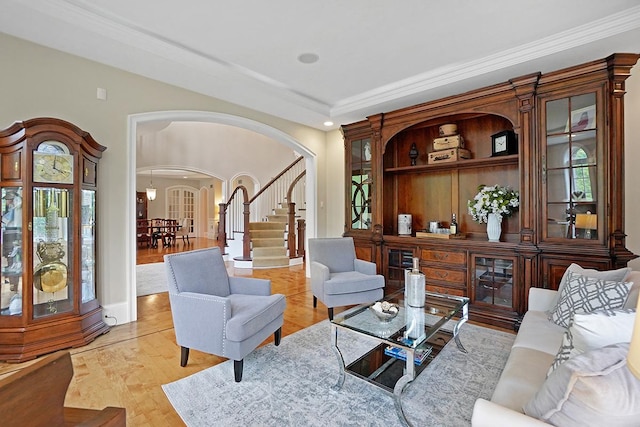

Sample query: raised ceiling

[2,0,640,129]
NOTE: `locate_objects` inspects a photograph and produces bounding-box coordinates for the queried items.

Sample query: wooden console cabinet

[342,53,639,329]
[0,118,109,361]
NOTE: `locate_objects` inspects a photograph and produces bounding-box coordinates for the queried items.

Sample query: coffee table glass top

[331,290,469,350]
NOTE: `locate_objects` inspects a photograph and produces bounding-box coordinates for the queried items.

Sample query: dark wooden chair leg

[234,360,243,382]
[180,346,189,367]
[313,296,317,308]
[274,327,282,346]
[328,307,334,320]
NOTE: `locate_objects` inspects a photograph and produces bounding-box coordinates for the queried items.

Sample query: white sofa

[471,268,640,426]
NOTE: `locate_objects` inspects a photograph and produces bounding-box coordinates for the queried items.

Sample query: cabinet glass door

[81,190,96,303]
[543,92,599,240]
[350,138,372,230]
[32,187,73,317]
[1,187,23,317]
[472,255,514,308]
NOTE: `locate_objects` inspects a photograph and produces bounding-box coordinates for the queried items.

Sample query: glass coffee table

[330,290,470,427]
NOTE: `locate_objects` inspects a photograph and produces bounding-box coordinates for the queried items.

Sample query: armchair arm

[169,292,231,343]
[229,277,271,296]
[311,261,330,296]
[354,258,377,275]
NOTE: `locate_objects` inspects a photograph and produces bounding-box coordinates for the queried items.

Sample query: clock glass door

[32,187,73,318]
[1,187,23,317]
[81,190,96,303]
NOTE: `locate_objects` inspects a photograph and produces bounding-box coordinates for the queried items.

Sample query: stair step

[252,238,284,248]
[249,222,286,231]
[253,247,287,257]
[266,214,287,223]
[273,208,288,215]
[252,255,290,268]
[250,230,284,239]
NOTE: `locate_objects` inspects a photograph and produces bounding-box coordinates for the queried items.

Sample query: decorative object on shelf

[439,123,458,136]
[468,185,520,224]
[450,213,458,235]
[575,211,597,239]
[486,213,502,242]
[468,184,519,241]
[427,148,471,164]
[398,214,412,236]
[409,143,418,166]
[370,301,399,322]
[146,169,157,201]
[491,130,518,156]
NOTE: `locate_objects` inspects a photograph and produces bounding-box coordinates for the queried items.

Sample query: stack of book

[384,345,432,366]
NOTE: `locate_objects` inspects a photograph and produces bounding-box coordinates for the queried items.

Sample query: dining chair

[175,218,190,245]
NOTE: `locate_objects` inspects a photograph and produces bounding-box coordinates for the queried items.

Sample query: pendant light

[146,170,157,201]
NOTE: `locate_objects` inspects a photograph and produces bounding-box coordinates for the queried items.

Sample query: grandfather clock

[0,118,109,362]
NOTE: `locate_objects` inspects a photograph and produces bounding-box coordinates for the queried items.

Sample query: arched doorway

[127,111,317,322]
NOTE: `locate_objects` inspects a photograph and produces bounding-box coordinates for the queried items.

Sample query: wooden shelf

[384,154,518,174]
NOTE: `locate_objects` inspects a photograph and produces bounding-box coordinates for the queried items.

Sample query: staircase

[249,206,289,268]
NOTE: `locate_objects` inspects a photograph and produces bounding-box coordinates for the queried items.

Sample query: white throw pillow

[548,271,632,328]
[525,343,640,427]
[548,308,636,374]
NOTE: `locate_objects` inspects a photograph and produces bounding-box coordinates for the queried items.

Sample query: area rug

[162,320,515,426]
[136,262,168,296]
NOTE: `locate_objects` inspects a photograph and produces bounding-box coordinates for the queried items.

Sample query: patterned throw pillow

[547,308,636,375]
[548,271,632,328]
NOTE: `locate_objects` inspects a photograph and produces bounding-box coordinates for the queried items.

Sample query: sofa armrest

[527,288,558,312]
[471,399,550,427]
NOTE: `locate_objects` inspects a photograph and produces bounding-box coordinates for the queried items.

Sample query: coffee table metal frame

[330,290,469,427]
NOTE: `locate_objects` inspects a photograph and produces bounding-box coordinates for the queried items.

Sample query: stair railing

[218,185,251,259]
[248,156,305,222]
[286,170,306,258]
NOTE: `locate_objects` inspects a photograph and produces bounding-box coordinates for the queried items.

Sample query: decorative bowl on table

[370,301,399,322]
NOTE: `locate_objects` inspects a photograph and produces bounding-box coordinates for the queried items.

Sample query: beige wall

[0,33,334,323]
[1,32,638,324]
[624,69,640,271]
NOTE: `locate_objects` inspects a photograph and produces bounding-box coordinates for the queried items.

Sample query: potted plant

[467,185,519,241]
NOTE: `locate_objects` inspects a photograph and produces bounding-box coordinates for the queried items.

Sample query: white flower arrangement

[467,185,519,224]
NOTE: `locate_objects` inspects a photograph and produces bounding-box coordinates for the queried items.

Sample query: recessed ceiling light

[298,53,319,64]
[324,121,334,127]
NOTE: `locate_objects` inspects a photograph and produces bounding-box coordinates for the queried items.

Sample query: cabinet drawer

[426,285,465,297]
[420,249,465,265]
[422,266,466,284]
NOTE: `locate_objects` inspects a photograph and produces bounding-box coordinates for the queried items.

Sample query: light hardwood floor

[1,237,510,426]
[0,238,329,426]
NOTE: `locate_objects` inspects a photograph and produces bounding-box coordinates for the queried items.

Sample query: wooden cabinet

[136,191,148,219]
[0,118,108,362]
[343,54,638,329]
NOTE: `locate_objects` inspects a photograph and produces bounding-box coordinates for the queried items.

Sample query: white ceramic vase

[487,213,502,242]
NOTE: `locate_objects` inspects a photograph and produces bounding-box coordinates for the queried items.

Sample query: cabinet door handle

[434,253,449,261]
[436,271,449,278]
[542,155,546,184]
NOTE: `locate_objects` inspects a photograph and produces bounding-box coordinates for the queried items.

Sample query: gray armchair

[309,237,385,320]
[164,247,286,382]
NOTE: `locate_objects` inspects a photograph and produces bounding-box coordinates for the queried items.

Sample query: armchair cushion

[325,271,385,295]
[226,294,286,342]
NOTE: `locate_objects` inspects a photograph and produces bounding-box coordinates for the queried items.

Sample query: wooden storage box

[427,148,471,164]
[433,135,464,150]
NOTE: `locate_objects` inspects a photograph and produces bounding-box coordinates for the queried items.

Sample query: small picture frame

[491,130,517,156]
